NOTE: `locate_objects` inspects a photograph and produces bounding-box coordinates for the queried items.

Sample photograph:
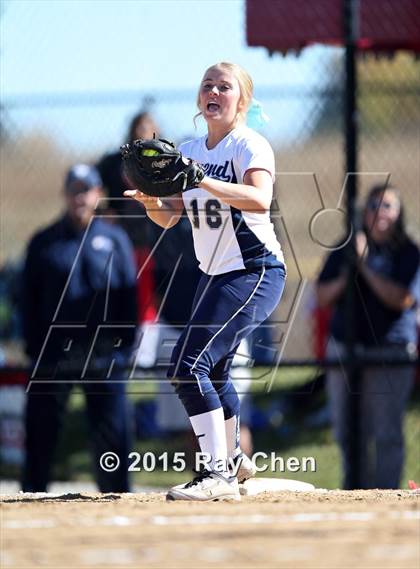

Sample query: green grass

[2,367,419,490]
[57,367,420,489]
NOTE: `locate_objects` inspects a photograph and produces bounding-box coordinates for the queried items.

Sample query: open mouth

[207,102,220,112]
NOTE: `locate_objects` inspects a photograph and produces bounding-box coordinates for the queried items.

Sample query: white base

[239,477,315,496]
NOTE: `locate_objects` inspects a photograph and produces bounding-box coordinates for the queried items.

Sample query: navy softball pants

[167,265,286,417]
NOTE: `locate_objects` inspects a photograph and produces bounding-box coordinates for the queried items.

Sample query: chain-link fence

[1,49,418,364]
[0,2,419,492]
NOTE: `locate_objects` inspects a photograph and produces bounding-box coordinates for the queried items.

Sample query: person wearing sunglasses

[316,184,419,489]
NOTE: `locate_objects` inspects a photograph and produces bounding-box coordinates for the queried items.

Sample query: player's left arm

[198,168,272,212]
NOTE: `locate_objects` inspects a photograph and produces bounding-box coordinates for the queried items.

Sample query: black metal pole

[343,0,361,489]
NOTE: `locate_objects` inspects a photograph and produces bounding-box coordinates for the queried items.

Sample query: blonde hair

[194,62,254,127]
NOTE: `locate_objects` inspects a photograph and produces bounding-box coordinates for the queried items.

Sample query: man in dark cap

[21,164,137,492]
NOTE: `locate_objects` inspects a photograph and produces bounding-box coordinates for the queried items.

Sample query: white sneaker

[166,470,241,502]
[231,452,257,483]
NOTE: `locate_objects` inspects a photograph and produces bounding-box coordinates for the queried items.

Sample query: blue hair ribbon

[246,98,269,130]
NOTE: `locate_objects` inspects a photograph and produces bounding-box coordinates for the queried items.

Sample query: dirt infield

[1,490,419,568]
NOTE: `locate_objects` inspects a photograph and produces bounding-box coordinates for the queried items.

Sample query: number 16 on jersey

[190,198,223,229]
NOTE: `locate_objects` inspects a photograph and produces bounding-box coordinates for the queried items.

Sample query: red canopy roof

[246,0,420,53]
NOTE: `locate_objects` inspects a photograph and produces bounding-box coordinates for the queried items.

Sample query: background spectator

[97,110,160,220]
[21,164,137,492]
[316,184,419,489]
[97,111,161,367]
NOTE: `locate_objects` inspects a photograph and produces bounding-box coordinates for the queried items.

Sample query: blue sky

[1,0,335,151]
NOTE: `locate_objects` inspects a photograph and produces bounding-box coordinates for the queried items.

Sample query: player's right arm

[123,190,184,228]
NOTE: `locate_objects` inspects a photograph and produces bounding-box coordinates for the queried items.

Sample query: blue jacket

[22,215,138,367]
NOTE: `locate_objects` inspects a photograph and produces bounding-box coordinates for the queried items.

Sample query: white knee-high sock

[225,415,241,459]
[189,407,228,474]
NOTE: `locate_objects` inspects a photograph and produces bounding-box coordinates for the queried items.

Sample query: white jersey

[179,126,284,275]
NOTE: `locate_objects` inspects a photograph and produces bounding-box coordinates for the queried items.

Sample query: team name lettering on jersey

[202,160,233,182]
[179,127,285,275]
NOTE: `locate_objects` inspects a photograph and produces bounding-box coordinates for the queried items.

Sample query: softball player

[125,62,286,501]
